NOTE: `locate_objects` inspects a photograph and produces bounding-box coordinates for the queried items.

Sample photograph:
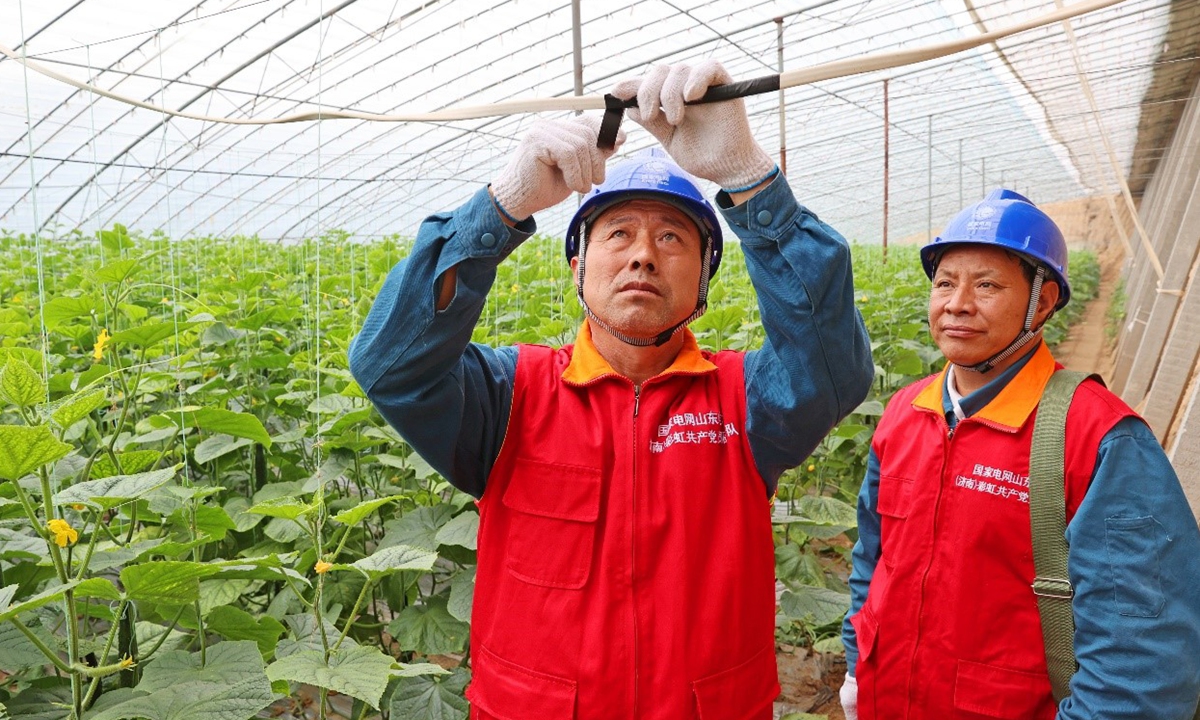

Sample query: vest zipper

[631,384,641,714]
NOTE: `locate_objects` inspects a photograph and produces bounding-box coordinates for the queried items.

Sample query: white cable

[0,0,1128,127]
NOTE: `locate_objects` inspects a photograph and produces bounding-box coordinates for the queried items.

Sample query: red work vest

[851,343,1136,720]
[466,322,780,720]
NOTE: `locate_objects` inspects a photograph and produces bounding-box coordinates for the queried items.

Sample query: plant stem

[333,579,374,652]
[9,617,72,673]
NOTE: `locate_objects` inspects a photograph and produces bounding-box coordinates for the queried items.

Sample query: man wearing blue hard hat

[839,190,1200,719]
[350,60,872,719]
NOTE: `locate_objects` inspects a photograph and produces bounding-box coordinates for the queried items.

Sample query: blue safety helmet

[920,188,1070,309]
[565,149,723,278]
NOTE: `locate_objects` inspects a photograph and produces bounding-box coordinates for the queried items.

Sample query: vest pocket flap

[692,645,779,720]
[502,459,602,522]
[877,474,914,519]
[467,643,577,720]
[850,604,879,664]
[952,659,1052,719]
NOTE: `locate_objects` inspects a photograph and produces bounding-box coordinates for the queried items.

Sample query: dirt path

[1051,244,1123,381]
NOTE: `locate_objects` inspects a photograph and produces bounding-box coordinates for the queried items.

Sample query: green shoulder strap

[1030,371,1200,719]
[1029,369,1093,703]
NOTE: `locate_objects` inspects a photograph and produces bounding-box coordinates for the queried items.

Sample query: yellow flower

[70,503,87,512]
[511,284,520,293]
[119,655,136,669]
[858,295,869,303]
[314,560,333,574]
[48,518,79,547]
[11,294,21,303]
[92,329,111,362]
[807,464,816,472]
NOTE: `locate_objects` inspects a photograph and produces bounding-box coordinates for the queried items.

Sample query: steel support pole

[571,0,583,110]
[883,78,890,263]
[927,114,933,242]
[776,17,787,176]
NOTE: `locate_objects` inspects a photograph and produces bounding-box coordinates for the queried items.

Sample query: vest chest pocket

[876,474,914,563]
[501,459,602,590]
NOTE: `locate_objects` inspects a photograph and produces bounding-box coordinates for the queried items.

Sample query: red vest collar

[561,320,718,386]
[912,342,1058,431]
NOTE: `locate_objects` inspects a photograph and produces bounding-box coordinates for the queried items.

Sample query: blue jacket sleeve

[1058,417,1200,719]
[348,187,534,499]
[718,178,874,492]
[842,447,882,677]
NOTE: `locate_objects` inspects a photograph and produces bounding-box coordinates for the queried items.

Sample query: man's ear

[1036,279,1061,325]
[570,256,580,284]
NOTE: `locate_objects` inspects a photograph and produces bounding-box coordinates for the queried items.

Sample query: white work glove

[611,60,775,190]
[840,672,859,720]
[490,114,624,222]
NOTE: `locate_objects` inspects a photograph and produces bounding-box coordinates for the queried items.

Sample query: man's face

[571,198,704,339]
[928,244,1058,369]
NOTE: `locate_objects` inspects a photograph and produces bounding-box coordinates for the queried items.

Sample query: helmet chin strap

[575,222,712,348]
[962,265,1047,374]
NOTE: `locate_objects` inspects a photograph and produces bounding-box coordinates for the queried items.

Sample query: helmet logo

[973,204,996,220]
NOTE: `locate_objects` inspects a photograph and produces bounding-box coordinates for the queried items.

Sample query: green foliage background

[0,225,1098,719]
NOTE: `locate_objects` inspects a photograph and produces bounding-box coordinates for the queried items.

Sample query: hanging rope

[0,0,1127,132]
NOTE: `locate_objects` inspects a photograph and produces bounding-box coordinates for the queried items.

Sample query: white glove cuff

[712,146,777,192]
[490,176,535,223]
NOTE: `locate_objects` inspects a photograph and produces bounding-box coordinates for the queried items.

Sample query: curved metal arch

[26,0,358,234]
[0,0,224,187]
[93,0,478,233]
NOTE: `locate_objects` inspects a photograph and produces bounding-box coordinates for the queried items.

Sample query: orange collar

[562,320,718,386]
[913,342,1058,431]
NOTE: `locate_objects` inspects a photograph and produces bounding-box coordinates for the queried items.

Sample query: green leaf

[447,567,475,623]
[0,581,80,622]
[267,645,396,709]
[434,511,478,550]
[75,577,122,601]
[380,506,454,552]
[93,258,140,285]
[201,322,245,346]
[54,466,178,510]
[332,496,397,527]
[0,621,56,668]
[205,605,285,659]
[349,543,439,579]
[246,496,315,521]
[890,347,926,376]
[778,495,858,539]
[109,321,197,348]
[3,682,73,720]
[779,586,850,627]
[812,635,845,654]
[224,497,265,532]
[389,668,470,720]
[0,425,72,481]
[89,449,161,479]
[99,224,134,252]
[48,387,108,429]
[168,505,237,543]
[275,614,351,660]
[120,561,217,605]
[89,641,275,720]
[1,357,45,408]
[853,399,885,417]
[194,434,254,464]
[191,408,271,447]
[0,527,45,562]
[307,393,353,415]
[387,597,469,655]
[42,296,94,330]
